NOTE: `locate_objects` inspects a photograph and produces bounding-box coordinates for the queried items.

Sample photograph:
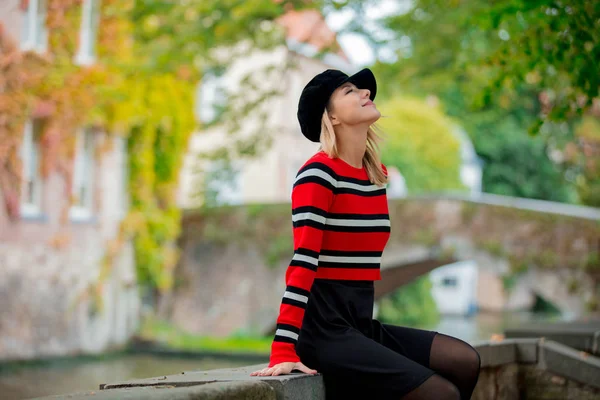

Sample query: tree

[378,96,464,192]
[364,0,582,203]
[563,117,600,206]
[335,0,599,129]
[377,276,439,328]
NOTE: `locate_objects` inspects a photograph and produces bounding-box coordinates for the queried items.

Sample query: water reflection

[426,311,564,344]
[0,354,252,400]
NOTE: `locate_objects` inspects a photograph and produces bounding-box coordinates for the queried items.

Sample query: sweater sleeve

[268,162,336,367]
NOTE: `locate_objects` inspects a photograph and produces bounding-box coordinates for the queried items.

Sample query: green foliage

[138,316,271,354]
[377,276,439,328]
[470,114,577,202]
[564,117,600,207]
[502,274,518,292]
[366,0,582,204]
[128,0,309,73]
[95,2,197,296]
[480,240,506,258]
[378,97,464,192]
[265,234,294,268]
[369,0,599,128]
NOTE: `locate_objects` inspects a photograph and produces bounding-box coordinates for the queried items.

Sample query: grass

[137,316,272,355]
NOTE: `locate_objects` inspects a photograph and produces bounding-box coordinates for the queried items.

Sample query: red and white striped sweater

[269,151,391,367]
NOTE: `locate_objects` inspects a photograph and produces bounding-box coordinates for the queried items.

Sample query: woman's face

[328,82,380,127]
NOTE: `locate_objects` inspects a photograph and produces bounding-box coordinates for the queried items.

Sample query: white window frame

[20,0,48,53]
[74,0,101,66]
[70,128,95,221]
[118,137,129,219]
[20,119,44,217]
[441,276,459,288]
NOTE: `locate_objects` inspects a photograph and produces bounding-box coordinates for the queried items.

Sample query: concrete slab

[101,364,324,400]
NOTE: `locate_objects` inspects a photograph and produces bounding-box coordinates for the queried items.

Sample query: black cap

[297,68,377,142]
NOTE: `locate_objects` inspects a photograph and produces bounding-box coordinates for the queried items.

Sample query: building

[178,9,356,208]
[0,0,138,360]
[430,261,479,316]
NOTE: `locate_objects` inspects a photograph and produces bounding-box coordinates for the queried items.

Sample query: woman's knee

[463,343,481,373]
[444,335,481,373]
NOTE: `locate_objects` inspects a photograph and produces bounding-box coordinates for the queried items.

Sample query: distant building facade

[0,0,138,361]
[178,10,356,207]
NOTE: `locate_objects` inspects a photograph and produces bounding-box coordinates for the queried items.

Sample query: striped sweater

[269,151,391,367]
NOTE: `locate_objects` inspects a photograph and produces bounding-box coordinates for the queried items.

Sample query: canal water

[0,354,252,400]
[0,311,561,399]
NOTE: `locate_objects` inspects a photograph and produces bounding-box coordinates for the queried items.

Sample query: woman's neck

[336,125,368,169]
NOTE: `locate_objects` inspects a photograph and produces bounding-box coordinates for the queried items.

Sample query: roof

[276,9,350,62]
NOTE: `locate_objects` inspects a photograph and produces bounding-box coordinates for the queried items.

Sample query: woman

[251,68,481,400]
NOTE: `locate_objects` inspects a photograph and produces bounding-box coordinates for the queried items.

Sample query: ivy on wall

[0,0,196,300]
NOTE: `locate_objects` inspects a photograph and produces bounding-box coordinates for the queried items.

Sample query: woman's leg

[302,327,442,400]
[428,333,481,399]
[401,374,460,400]
[372,322,480,399]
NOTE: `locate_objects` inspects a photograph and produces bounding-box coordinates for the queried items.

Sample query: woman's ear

[329,112,340,126]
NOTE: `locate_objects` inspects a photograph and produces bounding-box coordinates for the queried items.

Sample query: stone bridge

[167,193,600,337]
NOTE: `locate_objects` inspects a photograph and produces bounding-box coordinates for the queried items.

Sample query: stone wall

[0,135,139,361]
[168,194,600,337]
[37,338,600,400]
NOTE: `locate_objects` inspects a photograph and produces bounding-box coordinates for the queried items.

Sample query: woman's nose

[363,89,370,98]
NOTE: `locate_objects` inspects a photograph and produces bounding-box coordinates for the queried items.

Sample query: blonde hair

[319,109,387,186]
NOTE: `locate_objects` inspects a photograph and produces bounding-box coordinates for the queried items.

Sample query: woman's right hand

[250,362,317,376]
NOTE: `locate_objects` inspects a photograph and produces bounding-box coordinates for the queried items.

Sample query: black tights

[403,333,481,400]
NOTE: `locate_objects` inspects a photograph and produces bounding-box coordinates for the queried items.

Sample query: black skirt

[296,278,438,399]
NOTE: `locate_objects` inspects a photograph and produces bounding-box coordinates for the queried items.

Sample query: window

[441,276,458,288]
[70,128,95,220]
[20,120,43,216]
[21,0,48,52]
[202,160,242,206]
[74,0,101,65]
[196,70,227,124]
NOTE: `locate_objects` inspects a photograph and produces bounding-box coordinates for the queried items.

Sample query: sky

[325,0,412,67]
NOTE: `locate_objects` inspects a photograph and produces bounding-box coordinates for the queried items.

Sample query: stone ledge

[505,321,600,356]
[99,339,598,396]
[33,339,600,399]
[476,338,538,367]
[101,364,324,400]
[539,339,600,390]
[32,381,275,400]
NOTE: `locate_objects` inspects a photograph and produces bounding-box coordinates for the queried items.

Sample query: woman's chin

[366,109,381,124]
